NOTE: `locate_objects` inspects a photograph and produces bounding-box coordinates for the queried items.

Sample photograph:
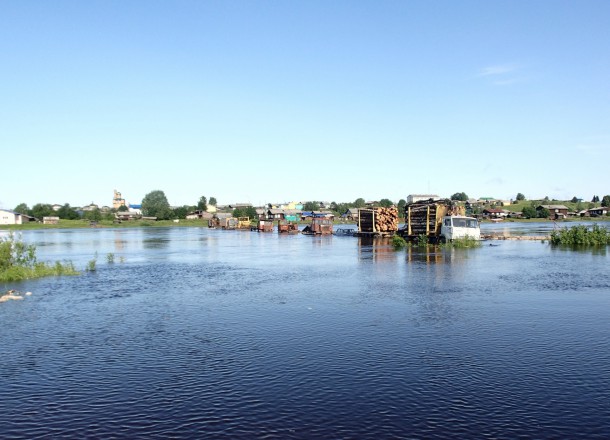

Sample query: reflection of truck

[302,218,333,235]
[399,199,480,243]
[277,220,299,234]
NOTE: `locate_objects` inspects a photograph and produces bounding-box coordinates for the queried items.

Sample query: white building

[407,194,440,204]
[0,209,25,225]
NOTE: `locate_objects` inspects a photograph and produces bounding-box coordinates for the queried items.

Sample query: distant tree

[379,198,394,208]
[303,201,320,211]
[397,199,406,215]
[84,208,102,222]
[537,207,550,218]
[592,195,600,203]
[601,195,610,207]
[197,196,207,212]
[571,196,579,203]
[209,197,217,206]
[245,206,257,219]
[353,198,366,208]
[57,204,80,220]
[516,193,525,201]
[30,203,53,219]
[522,206,537,219]
[543,196,550,202]
[172,206,189,219]
[142,190,172,220]
[451,192,468,201]
[118,205,129,212]
[14,203,29,215]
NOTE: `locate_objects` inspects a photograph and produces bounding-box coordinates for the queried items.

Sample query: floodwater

[1,226,610,439]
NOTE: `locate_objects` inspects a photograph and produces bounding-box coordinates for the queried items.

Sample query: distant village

[1,189,609,226]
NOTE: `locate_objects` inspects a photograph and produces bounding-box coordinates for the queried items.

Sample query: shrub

[0,233,78,282]
[550,224,610,246]
[391,235,407,249]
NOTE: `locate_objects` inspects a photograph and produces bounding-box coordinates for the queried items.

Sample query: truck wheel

[439,236,447,244]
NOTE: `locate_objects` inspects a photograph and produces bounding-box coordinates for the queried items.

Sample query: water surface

[1,227,609,439]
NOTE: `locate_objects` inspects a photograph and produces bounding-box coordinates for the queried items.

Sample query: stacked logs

[359,207,399,233]
[374,207,399,232]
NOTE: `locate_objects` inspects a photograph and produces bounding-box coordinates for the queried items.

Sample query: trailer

[356,207,399,237]
[251,219,274,232]
[302,218,333,235]
[277,220,299,234]
[398,199,480,243]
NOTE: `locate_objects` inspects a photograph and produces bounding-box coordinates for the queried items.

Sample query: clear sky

[1,1,609,209]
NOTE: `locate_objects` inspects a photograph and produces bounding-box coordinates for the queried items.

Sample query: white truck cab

[440,216,480,241]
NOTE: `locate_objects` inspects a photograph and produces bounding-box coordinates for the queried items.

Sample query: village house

[537,205,569,219]
[588,207,608,217]
[186,210,213,220]
[341,208,360,221]
[482,208,508,219]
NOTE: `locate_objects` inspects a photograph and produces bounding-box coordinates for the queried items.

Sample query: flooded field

[1,226,610,439]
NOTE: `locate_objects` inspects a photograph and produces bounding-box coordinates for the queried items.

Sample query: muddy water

[1,227,609,439]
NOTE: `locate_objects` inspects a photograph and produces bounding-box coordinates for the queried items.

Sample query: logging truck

[399,199,480,243]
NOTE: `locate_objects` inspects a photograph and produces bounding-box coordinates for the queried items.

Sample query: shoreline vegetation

[1,216,609,231]
[0,233,79,285]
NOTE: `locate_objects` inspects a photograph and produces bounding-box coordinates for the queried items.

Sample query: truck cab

[440,216,480,241]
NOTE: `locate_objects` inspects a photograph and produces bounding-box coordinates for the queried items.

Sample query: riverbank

[2,217,608,231]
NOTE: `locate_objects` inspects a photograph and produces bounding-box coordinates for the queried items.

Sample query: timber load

[357,207,399,236]
[402,199,465,237]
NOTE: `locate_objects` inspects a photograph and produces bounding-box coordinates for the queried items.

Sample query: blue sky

[1,1,609,209]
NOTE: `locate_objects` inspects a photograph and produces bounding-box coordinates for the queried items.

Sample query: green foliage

[592,195,600,203]
[416,234,429,247]
[142,190,172,220]
[522,206,537,218]
[118,205,129,212]
[516,193,526,201]
[451,192,468,201]
[83,208,102,222]
[391,235,407,249]
[550,224,610,246]
[107,253,115,264]
[353,198,366,208]
[197,196,207,211]
[379,198,394,208]
[443,237,482,248]
[209,197,217,206]
[57,204,80,220]
[31,203,54,219]
[14,203,29,215]
[601,195,610,207]
[0,233,78,282]
[397,199,406,214]
[571,196,579,203]
[303,201,320,211]
[537,207,550,218]
[233,207,258,219]
[86,253,98,272]
[172,206,189,219]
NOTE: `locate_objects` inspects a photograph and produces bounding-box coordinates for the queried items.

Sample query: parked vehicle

[251,219,273,232]
[237,217,251,229]
[302,218,333,235]
[278,220,299,234]
[399,199,480,243]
